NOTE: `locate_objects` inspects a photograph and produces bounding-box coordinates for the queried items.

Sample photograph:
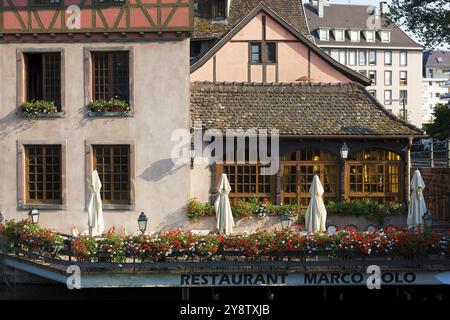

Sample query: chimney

[380,2,389,15]
[318,0,324,18]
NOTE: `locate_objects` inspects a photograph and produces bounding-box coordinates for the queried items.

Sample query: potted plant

[21,100,59,117]
[87,98,131,116]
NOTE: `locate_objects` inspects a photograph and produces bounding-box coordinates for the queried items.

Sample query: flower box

[21,111,64,118]
[20,100,61,118]
[86,111,131,118]
[87,99,131,116]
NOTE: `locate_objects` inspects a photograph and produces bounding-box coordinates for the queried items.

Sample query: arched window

[346,149,402,204]
[281,148,339,209]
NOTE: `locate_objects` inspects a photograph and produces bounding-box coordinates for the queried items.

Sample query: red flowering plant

[124,233,158,262]
[71,236,98,262]
[1,220,64,255]
[96,228,126,263]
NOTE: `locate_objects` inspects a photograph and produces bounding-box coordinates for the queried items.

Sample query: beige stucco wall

[0,40,191,234]
[190,13,353,84]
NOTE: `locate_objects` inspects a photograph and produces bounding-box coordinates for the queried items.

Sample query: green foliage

[186,198,214,220]
[326,199,404,227]
[388,0,449,48]
[88,99,130,113]
[423,104,450,140]
[21,100,58,116]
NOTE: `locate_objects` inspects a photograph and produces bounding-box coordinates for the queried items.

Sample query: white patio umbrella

[214,173,235,235]
[305,175,327,233]
[88,170,104,237]
[407,170,427,229]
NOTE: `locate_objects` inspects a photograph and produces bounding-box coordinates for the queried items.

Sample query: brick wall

[413,168,450,221]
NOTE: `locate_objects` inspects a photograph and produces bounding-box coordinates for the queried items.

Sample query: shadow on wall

[0,111,35,137]
[140,158,187,182]
[157,206,190,231]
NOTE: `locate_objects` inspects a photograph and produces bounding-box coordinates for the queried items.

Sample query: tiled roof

[192,0,309,39]
[304,3,422,49]
[190,82,423,136]
[424,51,450,69]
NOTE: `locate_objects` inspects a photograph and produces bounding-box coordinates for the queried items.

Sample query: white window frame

[400,71,408,86]
[359,50,367,66]
[384,70,392,86]
[369,70,377,85]
[350,30,360,42]
[384,50,392,66]
[365,30,376,42]
[400,51,408,66]
[369,50,377,66]
[349,50,357,66]
[319,28,330,41]
[384,90,392,105]
[334,29,345,42]
[339,50,347,65]
[380,30,391,43]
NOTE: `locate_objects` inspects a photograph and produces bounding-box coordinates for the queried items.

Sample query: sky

[302,0,448,49]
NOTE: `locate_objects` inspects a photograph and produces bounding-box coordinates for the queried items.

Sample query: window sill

[102,204,135,211]
[87,111,132,118]
[21,112,64,118]
[19,203,65,211]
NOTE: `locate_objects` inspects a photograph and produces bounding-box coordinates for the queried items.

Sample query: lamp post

[339,142,349,201]
[137,212,148,234]
[280,212,293,229]
[190,142,196,169]
[422,211,433,229]
[28,208,40,224]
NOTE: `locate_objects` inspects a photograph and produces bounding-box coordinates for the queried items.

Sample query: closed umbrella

[214,174,235,235]
[305,175,327,233]
[88,170,104,236]
[407,170,427,229]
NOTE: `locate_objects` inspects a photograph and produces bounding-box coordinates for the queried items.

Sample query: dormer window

[381,30,391,43]
[350,30,360,42]
[212,0,227,20]
[365,30,376,42]
[334,29,345,41]
[319,28,329,41]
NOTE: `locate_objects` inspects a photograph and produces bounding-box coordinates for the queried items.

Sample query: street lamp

[137,212,148,233]
[28,208,40,224]
[280,212,293,229]
[340,142,349,160]
[190,142,196,169]
[422,211,433,229]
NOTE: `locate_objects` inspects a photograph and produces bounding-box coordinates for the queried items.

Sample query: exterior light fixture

[340,142,349,160]
[190,142,196,169]
[422,211,432,229]
[28,208,40,224]
[280,212,293,229]
[137,212,148,233]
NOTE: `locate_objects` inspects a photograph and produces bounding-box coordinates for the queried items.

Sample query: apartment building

[422,50,450,123]
[304,1,424,127]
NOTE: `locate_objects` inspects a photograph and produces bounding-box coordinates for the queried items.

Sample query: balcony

[0,0,193,41]
[440,93,450,101]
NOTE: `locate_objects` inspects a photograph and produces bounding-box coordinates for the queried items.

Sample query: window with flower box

[281,149,339,209]
[24,52,62,110]
[346,149,402,204]
[92,51,129,103]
